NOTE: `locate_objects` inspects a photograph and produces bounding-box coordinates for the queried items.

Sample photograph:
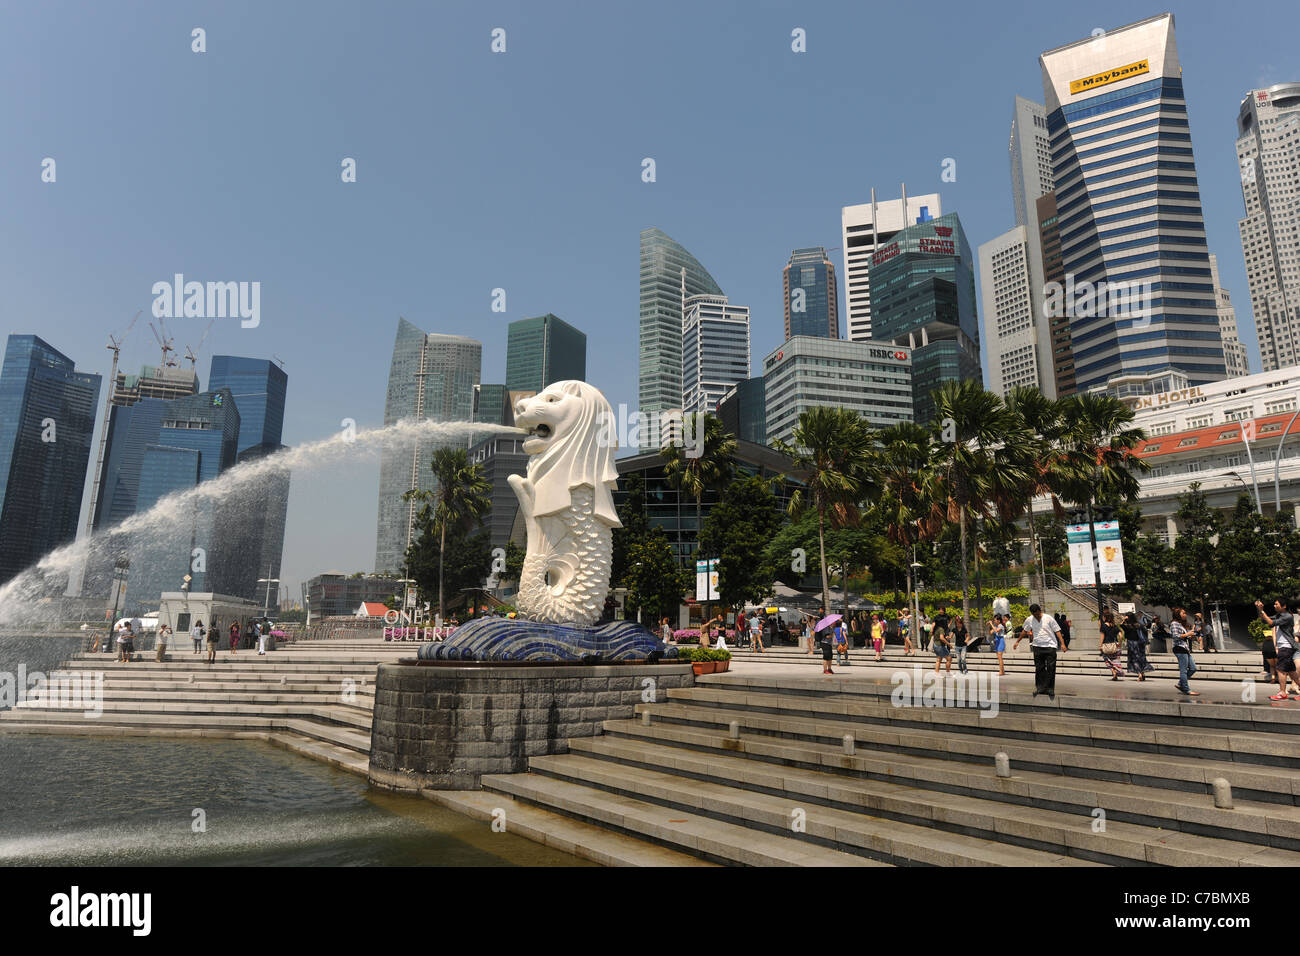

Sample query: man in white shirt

[1012,603,1067,699]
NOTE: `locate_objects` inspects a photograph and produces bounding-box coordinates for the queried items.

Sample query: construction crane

[184,319,215,369]
[149,320,177,368]
[85,311,141,537]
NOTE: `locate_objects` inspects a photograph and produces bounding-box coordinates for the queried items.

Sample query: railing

[1042,574,1121,618]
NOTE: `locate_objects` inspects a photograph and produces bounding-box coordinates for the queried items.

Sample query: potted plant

[711,647,732,673]
[680,647,718,675]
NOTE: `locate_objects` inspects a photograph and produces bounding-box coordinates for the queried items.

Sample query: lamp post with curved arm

[1274,403,1300,512]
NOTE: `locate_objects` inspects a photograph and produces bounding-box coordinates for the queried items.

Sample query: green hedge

[674,647,732,663]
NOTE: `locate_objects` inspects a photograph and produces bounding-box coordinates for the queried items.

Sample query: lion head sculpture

[513,380,621,527]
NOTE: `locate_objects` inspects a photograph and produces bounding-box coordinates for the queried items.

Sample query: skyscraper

[1037,192,1077,395]
[782,247,840,339]
[840,189,941,342]
[1010,96,1056,232]
[717,377,767,446]
[0,335,101,586]
[1208,254,1249,378]
[1040,14,1226,392]
[868,213,981,423]
[682,293,750,416]
[374,320,481,574]
[505,314,587,392]
[639,227,724,449]
[126,389,241,611]
[1236,83,1300,371]
[979,226,1043,397]
[208,356,291,603]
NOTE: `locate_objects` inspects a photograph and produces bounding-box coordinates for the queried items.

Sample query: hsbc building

[761,335,914,446]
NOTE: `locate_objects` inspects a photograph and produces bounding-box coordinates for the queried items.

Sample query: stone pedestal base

[367,661,694,791]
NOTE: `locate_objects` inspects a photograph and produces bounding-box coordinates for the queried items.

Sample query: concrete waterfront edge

[367,661,695,792]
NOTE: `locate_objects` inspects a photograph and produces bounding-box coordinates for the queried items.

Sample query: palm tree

[1001,387,1070,592]
[403,447,492,621]
[876,422,938,623]
[661,413,737,564]
[774,407,879,616]
[926,381,1032,627]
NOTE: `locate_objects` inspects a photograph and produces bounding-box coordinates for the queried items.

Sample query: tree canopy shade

[403,447,492,619]
[661,412,737,559]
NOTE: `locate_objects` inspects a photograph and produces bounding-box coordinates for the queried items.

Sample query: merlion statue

[418,379,673,662]
[509,380,621,626]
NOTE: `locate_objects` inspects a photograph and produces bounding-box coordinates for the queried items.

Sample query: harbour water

[0,734,589,866]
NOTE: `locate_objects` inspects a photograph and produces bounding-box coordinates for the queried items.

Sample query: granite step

[627,700,1300,802]
[523,753,1101,866]
[480,770,885,866]
[9,699,374,731]
[571,731,1300,859]
[422,789,717,867]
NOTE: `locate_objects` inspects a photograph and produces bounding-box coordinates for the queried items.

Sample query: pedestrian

[932,606,950,651]
[123,621,136,663]
[872,614,885,661]
[919,613,931,652]
[802,615,815,654]
[660,617,674,644]
[1122,611,1151,682]
[115,621,128,663]
[834,619,850,666]
[1012,603,1066,700]
[206,622,219,664]
[1255,599,1300,700]
[190,618,205,654]
[818,619,835,675]
[952,616,970,674]
[156,624,171,663]
[992,594,1010,621]
[1054,611,1072,650]
[1169,607,1199,696]
[228,620,240,657]
[748,611,765,653]
[988,615,1007,676]
[899,608,913,656]
[257,618,271,656]
[932,617,953,674]
[1099,610,1123,680]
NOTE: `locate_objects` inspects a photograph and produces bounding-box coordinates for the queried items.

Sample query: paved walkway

[727,657,1300,708]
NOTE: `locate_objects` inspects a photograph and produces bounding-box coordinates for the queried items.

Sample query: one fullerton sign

[1069,59,1149,95]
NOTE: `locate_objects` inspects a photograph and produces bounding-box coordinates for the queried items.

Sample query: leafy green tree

[623,527,692,625]
[1168,483,1225,619]
[1032,514,1068,568]
[1215,495,1300,605]
[405,524,493,613]
[611,474,650,586]
[774,407,879,615]
[698,476,784,612]
[661,413,737,558]
[403,447,492,619]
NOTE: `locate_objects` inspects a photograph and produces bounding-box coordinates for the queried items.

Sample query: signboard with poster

[1066,522,1096,587]
[695,559,719,602]
[1093,520,1127,584]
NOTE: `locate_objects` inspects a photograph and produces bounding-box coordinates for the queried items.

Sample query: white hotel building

[1033,367,1300,540]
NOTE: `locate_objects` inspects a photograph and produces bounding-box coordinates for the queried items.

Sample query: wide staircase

[473,670,1300,866]
[0,638,418,776]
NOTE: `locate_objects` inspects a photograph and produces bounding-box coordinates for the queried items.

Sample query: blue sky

[2,0,1292,598]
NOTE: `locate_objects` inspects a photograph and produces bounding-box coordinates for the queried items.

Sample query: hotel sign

[1069,58,1149,95]
[1128,386,1204,410]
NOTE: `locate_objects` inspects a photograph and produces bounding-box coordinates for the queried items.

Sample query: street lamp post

[1239,420,1264,512]
[257,571,280,619]
[909,547,923,638]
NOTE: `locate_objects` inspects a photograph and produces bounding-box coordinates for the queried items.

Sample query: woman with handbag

[1122,611,1151,681]
[1099,610,1123,680]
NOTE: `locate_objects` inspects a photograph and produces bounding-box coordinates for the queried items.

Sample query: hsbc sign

[868,347,909,362]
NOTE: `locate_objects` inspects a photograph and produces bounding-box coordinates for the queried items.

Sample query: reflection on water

[0,735,591,867]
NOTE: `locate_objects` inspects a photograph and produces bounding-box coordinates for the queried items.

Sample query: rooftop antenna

[272,354,286,370]
[85,311,142,538]
[184,319,215,369]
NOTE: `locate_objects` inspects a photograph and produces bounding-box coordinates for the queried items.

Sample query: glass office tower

[374,320,481,574]
[0,335,101,586]
[868,213,981,423]
[783,247,840,339]
[505,314,587,392]
[639,227,725,449]
[1040,13,1225,391]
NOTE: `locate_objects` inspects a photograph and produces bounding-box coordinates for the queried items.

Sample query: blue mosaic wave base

[416,618,678,662]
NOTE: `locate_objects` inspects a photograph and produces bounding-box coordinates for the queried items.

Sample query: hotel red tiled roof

[1135,411,1300,459]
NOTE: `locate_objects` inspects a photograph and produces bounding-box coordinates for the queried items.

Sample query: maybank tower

[1039,14,1226,392]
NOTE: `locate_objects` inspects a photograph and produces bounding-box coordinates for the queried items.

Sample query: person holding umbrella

[814,612,840,675]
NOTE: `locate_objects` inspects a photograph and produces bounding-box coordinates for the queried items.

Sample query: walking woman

[1099,610,1123,680]
[1170,607,1199,696]
[872,614,885,661]
[900,609,914,656]
[988,615,1007,676]
[1122,611,1151,681]
[206,622,219,664]
[191,618,205,654]
[819,621,835,675]
[228,620,241,657]
[932,619,953,674]
[952,616,970,674]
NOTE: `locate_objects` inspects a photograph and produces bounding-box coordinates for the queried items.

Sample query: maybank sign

[1069,58,1149,95]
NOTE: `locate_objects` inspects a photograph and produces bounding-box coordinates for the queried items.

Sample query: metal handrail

[1043,573,1121,618]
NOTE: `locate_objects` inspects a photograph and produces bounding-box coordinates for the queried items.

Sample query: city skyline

[3,0,1292,597]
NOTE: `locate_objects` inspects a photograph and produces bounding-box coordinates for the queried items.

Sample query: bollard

[842,734,856,756]
[729,721,740,740]
[995,752,1011,778]
[641,710,651,726]
[1212,777,1233,809]
[281,676,287,685]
